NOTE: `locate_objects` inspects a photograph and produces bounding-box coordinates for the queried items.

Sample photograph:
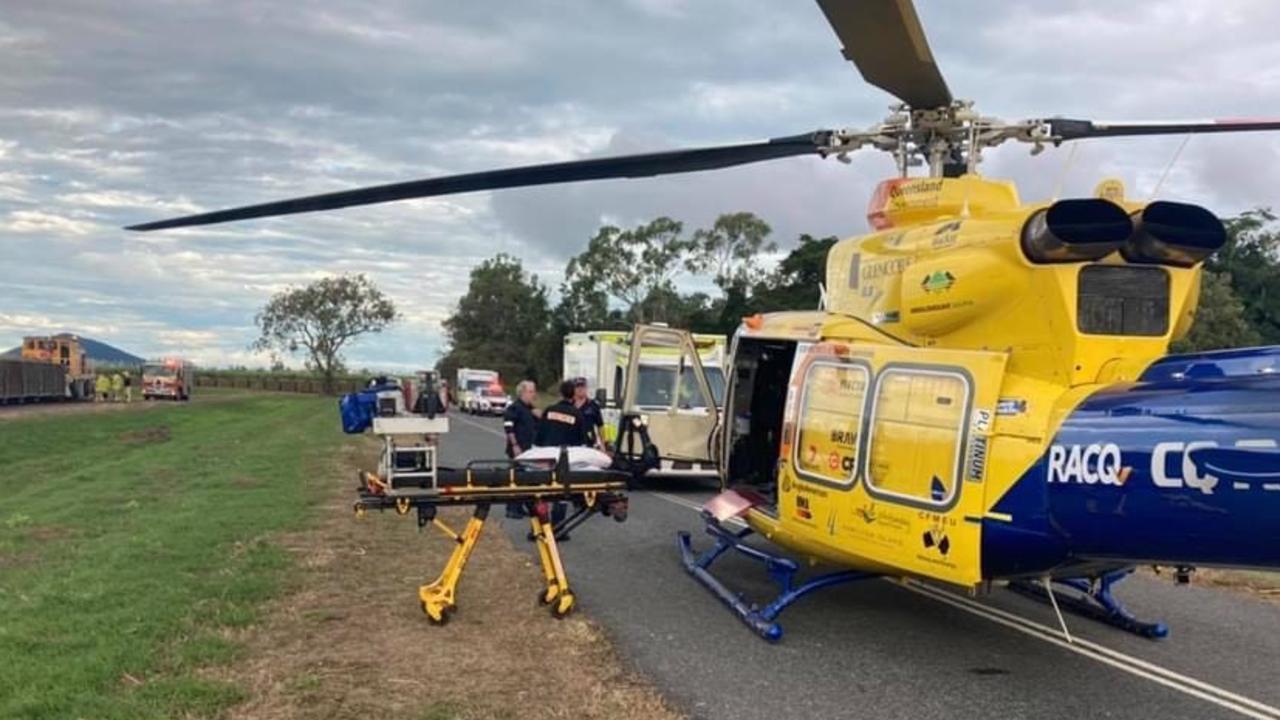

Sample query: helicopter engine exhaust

[1122,201,1226,267]
[1020,199,1133,264]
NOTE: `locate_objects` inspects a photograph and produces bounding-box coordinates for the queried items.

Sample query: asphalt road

[443,412,1280,720]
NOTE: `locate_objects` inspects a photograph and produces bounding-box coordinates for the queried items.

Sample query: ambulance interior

[724,338,796,509]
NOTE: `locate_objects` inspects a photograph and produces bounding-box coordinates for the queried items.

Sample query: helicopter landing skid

[1007,568,1169,639]
[678,519,876,643]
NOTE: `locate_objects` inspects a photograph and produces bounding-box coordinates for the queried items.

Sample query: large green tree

[440,254,554,386]
[561,217,692,323]
[252,273,397,393]
[687,212,776,292]
[1207,209,1280,345]
[1171,270,1261,353]
[750,233,839,313]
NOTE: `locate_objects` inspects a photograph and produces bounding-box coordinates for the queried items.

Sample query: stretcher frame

[354,449,629,624]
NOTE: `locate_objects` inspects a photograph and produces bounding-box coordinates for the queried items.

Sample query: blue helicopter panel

[985,346,1280,578]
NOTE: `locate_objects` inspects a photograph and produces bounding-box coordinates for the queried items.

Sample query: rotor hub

[824,101,1054,178]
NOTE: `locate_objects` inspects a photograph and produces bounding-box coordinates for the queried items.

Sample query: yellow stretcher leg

[531,515,559,604]
[418,505,488,624]
[530,509,575,618]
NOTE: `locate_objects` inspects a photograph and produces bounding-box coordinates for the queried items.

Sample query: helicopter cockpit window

[865,367,970,509]
[793,360,869,487]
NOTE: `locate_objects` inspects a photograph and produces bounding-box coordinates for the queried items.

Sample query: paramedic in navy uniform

[533,379,587,532]
[503,380,539,457]
[503,380,540,519]
[536,380,588,448]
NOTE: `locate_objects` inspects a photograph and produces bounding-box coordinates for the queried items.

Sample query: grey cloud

[1,0,1278,369]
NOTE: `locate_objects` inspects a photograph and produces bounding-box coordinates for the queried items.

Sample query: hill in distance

[2,334,146,367]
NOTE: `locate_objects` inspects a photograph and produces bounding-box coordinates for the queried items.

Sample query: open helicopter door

[620,325,719,470]
[779,342,1007,588]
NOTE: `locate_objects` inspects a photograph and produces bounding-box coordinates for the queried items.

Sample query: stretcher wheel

[551,592,575,619]
[422,601,455,625]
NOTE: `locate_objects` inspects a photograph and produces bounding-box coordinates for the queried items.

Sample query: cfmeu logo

[1047,443,1132,486]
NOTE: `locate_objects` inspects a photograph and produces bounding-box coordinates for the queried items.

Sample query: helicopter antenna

[1044,577,1075,644]
[1149,134,1193,200]
[1049,143,1080,202]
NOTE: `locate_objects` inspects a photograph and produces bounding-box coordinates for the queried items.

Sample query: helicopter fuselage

[712,175,1280,590]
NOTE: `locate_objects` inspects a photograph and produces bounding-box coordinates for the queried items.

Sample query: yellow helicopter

[131,0,1280,642]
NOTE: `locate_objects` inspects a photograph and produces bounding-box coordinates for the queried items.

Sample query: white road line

[645,490,1280,720]
[902,581,1280,719]
[450,412,506,439]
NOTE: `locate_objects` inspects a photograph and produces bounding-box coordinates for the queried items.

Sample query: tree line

[242,208,1280,394]
[438,212,837,387]
[439,208,1280,388]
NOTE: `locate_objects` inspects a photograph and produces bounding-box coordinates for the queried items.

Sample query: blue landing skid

[1007,568,1169,639]
[677,519,876,642]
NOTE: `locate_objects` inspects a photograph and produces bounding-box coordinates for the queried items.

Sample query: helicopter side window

[865,367,970,509]
[793,359,870,487]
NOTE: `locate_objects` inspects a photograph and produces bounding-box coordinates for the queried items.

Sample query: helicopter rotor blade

[126,131,835,231]
[815,0,952,110]
[1050,118,1280,141]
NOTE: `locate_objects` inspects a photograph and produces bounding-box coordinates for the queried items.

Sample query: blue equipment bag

[338,383,398,434]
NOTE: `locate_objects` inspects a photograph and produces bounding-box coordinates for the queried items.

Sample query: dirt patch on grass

[119,426,172,445]
[0,549,35,570]
[0,524,76,569]
[25,524,76,542]
[1143,567,1280,605]
[214,445,682,720]
[1190,569,1280,604]
[0,399,166,422]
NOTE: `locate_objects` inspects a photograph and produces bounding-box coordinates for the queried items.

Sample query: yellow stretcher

[354,450,629,624]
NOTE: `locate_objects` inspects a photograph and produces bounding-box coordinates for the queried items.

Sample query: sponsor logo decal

[848,250,918,290]
[922,528,950,556]
[967,435,988,482]
[932,220,961,249]
[1048,443,1132,486]
[921,270,956,293]
[1152,441,1219,495]
[996,398,1027,416]
[888,178,944,204]
[830,429,857,446]
[796,494,812,520]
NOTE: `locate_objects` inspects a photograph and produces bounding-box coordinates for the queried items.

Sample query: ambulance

[563,327,727,476]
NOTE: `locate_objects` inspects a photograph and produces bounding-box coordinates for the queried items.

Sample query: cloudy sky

[3,0,1279,370]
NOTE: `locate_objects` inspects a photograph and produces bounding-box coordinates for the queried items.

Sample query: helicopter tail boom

[985,346,1280,577]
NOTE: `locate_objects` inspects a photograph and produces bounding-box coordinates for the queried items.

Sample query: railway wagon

[0,359,67,403]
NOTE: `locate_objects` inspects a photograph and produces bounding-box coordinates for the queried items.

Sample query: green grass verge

[0,393,349,719]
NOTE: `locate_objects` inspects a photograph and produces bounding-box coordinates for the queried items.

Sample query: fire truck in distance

[142,358,196,401]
